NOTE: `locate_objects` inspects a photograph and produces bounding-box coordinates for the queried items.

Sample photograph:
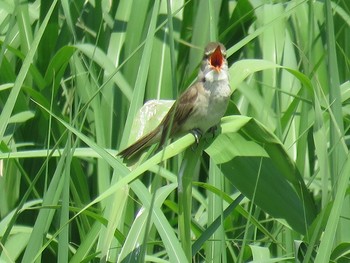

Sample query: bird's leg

[190,128,202,150]
[208,125,218,138]
[203,125,218,143]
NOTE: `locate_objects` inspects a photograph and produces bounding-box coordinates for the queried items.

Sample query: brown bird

[118,42,231,159]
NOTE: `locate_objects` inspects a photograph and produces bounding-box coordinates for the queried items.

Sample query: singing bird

[118,42,231,159]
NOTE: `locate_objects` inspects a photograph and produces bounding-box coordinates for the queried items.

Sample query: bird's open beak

[210,45,224,72]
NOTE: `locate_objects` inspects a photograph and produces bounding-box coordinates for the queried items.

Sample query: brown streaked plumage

[118,42,230,159]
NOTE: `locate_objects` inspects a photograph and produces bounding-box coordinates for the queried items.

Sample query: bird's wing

[159,82,199,145]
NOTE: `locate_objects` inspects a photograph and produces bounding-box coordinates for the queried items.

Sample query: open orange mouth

[210,45,223,71]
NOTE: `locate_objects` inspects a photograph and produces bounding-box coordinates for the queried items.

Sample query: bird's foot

[203,125,218,143]
[190,128,202,150]
[209,125,218,138]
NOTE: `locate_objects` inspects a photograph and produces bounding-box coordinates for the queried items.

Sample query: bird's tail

[118,128,161,159]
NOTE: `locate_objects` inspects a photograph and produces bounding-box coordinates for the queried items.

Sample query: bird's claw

[190,128,202,150]
[203,125,218,143]
[209,125,218,138]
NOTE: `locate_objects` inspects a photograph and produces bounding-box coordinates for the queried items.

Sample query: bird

[118,42,231,160]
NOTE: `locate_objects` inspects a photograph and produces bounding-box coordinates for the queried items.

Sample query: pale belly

[181,81,230,133]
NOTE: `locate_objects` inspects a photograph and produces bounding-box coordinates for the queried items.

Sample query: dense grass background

[0,0,349,262]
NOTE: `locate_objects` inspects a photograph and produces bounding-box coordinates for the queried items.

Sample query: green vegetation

[0,0,349,262]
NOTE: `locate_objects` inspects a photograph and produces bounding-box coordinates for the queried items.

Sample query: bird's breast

[181,80,230,133]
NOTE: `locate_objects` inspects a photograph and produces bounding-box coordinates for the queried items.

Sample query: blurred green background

[0,0,349,262]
